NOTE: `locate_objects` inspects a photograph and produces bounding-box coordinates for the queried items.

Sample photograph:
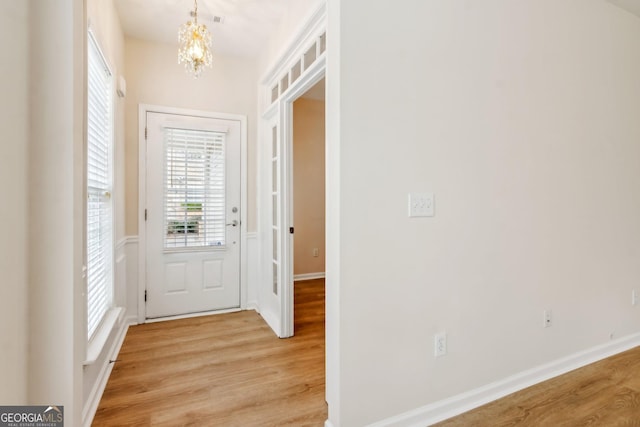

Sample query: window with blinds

[87,32,113,340]
[164,127,226,249]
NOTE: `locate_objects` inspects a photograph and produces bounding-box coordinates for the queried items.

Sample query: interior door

[145,111,241,319]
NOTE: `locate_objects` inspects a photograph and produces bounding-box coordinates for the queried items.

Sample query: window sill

[84,307,124,366]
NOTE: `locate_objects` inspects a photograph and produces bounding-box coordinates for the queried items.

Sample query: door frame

[258,3,327,338]
[137,104,248,323]
[280,65,326,337]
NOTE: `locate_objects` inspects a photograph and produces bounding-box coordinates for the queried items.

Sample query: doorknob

[226,220,238,227]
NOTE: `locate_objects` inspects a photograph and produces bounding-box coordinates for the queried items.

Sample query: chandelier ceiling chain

[178,0,213,78]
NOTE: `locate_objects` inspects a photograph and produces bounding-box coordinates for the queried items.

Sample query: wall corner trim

[369,333,640,426]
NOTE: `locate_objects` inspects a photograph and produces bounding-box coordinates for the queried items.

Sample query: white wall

[0,1,29,404]
[293,98,326,276]
[28,0,85,424]
[124,38,258,234]
[327,0,640,425]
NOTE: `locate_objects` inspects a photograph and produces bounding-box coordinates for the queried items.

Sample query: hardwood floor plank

[93,279,327,426]
[436,346,640,426]
[96,279,640,426]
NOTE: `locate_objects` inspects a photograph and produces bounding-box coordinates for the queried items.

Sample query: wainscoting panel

[124,237,138,324]
[114,251,126,308]
[246,232,259,311]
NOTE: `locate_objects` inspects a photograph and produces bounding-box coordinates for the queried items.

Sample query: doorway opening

[257,19,326,339]
[255,8,327,419]
[291,78,326,332]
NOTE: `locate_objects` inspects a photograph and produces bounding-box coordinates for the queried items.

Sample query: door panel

[257,112,283,335]
[146,111,241,319]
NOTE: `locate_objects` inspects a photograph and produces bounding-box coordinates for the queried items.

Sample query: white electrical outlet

[543,309,552,328]
[312,248,319,257]
[434,332,447,357]
[632,290,638,306]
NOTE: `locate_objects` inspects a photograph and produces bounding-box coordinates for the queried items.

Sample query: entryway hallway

[92,279,326,426]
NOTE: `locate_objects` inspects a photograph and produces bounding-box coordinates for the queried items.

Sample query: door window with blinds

[164,127,226,249]
[86,31,113,340]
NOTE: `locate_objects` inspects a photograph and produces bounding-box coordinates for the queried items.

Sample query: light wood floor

[92,279,327,426]
[435,346,640,426]
[94,279,640,426]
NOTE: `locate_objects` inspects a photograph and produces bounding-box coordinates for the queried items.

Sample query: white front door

[145,111,241,319]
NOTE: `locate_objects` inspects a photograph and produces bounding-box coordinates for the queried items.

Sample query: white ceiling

[114,0,326,99]
[114,0,640,59]
[607,0,640,17]
[113,0,299,58]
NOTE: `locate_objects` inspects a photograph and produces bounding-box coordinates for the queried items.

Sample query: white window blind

[87,32,113,340]
[164,127,226,249]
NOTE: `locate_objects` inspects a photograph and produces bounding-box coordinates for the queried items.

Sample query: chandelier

[178,0,212,78]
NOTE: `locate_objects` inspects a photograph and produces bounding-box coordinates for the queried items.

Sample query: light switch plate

[408,193,434,217]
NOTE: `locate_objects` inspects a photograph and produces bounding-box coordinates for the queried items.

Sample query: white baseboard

[294,272,325,281]
[125,314,138,326]
[82,319,130,427]
[325,420,335,427]
[370,333,640,426]
[246,301,260,312]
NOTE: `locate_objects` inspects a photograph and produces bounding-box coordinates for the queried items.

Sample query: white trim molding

[294,272,325,281]
[261,3,327,86]
[369,333,640,426]
[82,234,137,426]
[82,317,129,427]
[258,2,327,340]
[115,235,137,251]
[246,232,260,311]
[83,308,124,365]
[121,236,139,324]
